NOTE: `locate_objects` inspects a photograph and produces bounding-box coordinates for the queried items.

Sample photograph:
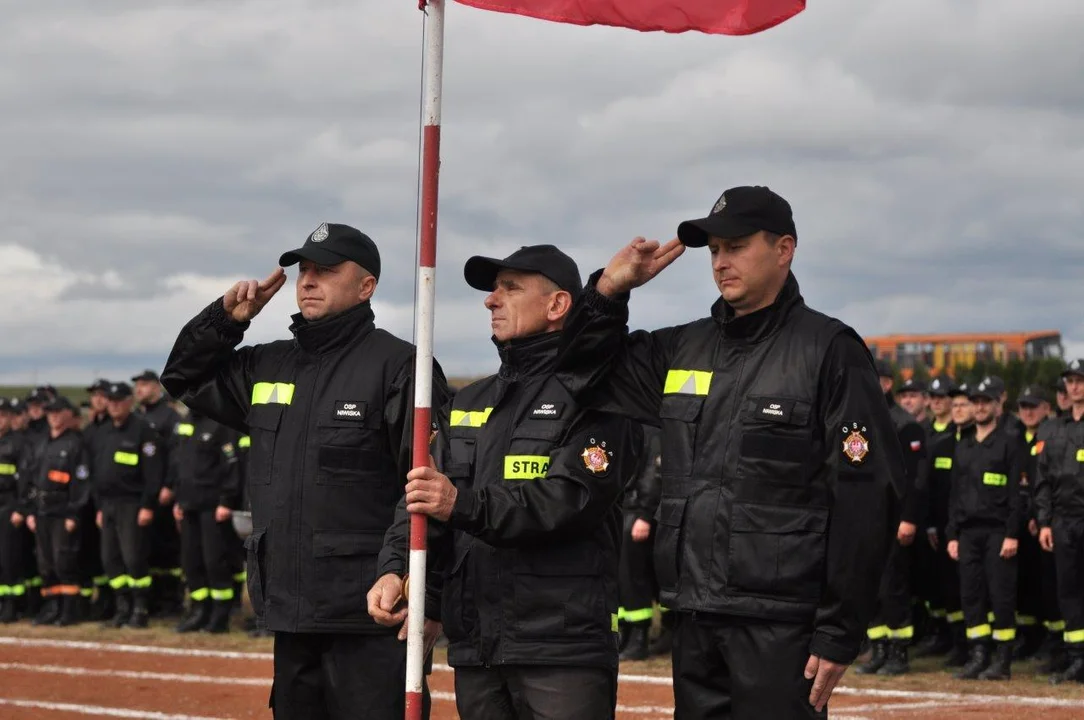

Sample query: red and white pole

[407,0,444,718]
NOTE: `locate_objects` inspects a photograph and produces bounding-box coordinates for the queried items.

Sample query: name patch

[754,397,795,423]
[531,402,565,419]
[334,401,366,421]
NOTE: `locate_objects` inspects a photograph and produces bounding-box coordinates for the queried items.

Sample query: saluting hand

[596,237,685,297]
[223,268,287,323]
[405,466,458,523]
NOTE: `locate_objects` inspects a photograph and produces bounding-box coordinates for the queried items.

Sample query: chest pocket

[737,396,813,483]
[316,401,387,486]
[245,404,283,486]
[659,395,705,479]
[444,428,478,487]
[505,420,567,481]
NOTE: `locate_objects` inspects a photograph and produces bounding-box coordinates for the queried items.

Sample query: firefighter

[161,223,451,719]
[14,395,46,620]
[27,396,91,626]
[946,378,1025,680]
[1054,376,1071,418]
[0,399,33,623]
[549,186,904,717]
[897,378,929,424]
[80,379,113,620]
[370,244,642,719]
[170,410,243,633]
[1035,359,1084,684]
[91,382,166,629]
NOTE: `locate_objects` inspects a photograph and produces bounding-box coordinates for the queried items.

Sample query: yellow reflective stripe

[1026,431,1035,443]
[129,576,152,589]
[947,611,965,624]
[611,613,619,632]
[887,626,914,640]
[621,608,654,624]
[1077,449,1084,462]
[663,369,713,396]
[967,624,992,639]
[982,472,1007,486]
[992,628,1017,642]
[450,408,494,428]
[934,457,952,470]
[176,423,195,436]
[189,588,210,602]
[867,625,890,640]
[1016,614,1038,627]
[1032,445,1039,456]
[1046,620,1067,632]
[239,436,251,448]
[0,463,15,475]
[113,451,139,466]
[251,382,295,405]
[109,575,131,590]
[504,455,550,480]
[1065,629,1084,644]
[211,588,236,601]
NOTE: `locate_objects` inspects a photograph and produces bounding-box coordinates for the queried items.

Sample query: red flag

[452,0,805,35]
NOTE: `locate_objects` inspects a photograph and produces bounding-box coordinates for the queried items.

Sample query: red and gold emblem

[582,441,610,474]
[842,424,870,465]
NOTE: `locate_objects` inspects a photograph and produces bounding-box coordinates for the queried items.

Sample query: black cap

[677,186,797,248]
[899,378,927,394]
[25,388,48,405]
[7,397,24,413]
[45,396,76,413]
[131,369,160,383]
[279,223,381,280]
[1062,359,1084,379]
[970,377,1003,401]
[0,398,9,412]
[874,359,893,379]
[86,378,111,394]
[463,245,583,301]
[1056,376,1068,393]
[928,375,958,397]
[105,382,133,401]
[1018,385,1048,407]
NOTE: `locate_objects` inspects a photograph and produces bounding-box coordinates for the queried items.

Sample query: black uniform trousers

[934,530,964,624]
[618,513,657,627]
[454,665,617,720]
[869,541,912,639]
[35,516,81,592]
[1052,518,1084,654]
[180,510,235,598]
[0,503,23,596]
[1017,525,1044,627]
[270,631,431,720]
[958,526,1017,641]
[79,499,105,594]
[671,612,825,720]
[912,535,943,618]
[100,500,151,590]
[1041,545,1063,631]
[149,503,181,579]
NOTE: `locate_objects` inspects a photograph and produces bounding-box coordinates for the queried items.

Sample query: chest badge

[582,438,611,475]
[841,423,870,465]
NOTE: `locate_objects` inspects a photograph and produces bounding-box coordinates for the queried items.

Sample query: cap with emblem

[969,377,1002,401]
[464,244,583,301]
[0,398,9,413]
[928,375,957,397]
[25,388,48,405]
[1056,376,1068,394]
[86,378,111,394]
[677,186,797,248]
[106,382,134,401]
[1017,385,1048,407]
[45,396,76,413]
[131,370,160,383]
[898,378,927,394]
[8,397,24,413]
[1062,359,1084,379]
[279,223,381,280]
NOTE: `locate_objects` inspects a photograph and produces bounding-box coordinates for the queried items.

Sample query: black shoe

[878,641,910,676]
[108,593,132,629]
[979,643,1012,680]
[175,601,211,634]
[954,643,991,680]
[856,640,888,675]
[943,628,969,668]
[89,588,115,622]
[25,587,42,619]
[32,597,60,626]
[56,596,81,627]
[1013,626,1044,662]
[913,621,953,658]
[201,600,232,634]
[128,593,149,629]
[619,625,650,662]
[1035,631,1061,662]
[1040,648,1070,676]
[0,599,13,624]
[1050,656,1084,685]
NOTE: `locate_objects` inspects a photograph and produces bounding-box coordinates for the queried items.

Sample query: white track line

[0,697,226,719]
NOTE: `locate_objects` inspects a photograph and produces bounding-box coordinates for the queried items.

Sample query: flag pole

[407,0,444,718]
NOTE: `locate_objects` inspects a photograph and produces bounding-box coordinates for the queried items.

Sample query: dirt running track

[2,631,1084,718]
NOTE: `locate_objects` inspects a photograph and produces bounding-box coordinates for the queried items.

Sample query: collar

[290,301,376,355]
[494,331,561,381]
[711,272,803,342]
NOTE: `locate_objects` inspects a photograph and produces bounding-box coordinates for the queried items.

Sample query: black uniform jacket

[924,423,959,534]
[623,425,662,522]
[1034,410,1084,526]
[89,415,165,510]
[32,429,91,520]
[379,331,642,670]
[887,396,928,527]
[0,430,34,514]
[161,297,450,634]
[553,270,905,665]
[945,423,1025,542]
[169,413,242,512]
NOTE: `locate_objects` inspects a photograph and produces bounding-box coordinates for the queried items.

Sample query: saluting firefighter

[1034,359,1084,684]
[170,411,243,634]
[551,186,905,718]
[370,245,642,719]
[91,382,166,629]
[162,223,451,719]
[946,377,1026,680]
[0,399,34,623]
[27,396,92,627]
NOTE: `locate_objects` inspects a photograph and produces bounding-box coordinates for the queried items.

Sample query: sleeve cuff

[809,631,860,665]
[448,489,479,533]
[209,297,251,336]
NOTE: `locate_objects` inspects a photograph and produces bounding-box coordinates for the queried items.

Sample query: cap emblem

[310,223,329,243]
[711,193,727,214]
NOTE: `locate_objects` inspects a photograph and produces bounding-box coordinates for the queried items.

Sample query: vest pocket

[727,502,827,601]
[659,397,704,478]
[243,529,268,616]
[312,532,384,621]
[512,549,602,639]
[244,405,283,485]
[653,497,688,593]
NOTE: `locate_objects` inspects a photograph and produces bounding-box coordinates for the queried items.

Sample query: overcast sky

[2,0,1081,385]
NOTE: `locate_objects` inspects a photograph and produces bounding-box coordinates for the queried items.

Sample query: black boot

[617,623,631,653]
[1040,641,1070,675]
[979,642,1012,680]
[878,641,910,676]
[913,619,953,658]
[175,600,211,633]
[0,598,13,624]
[89,587,114,622]
[955,642,991,680]
[1013,625,1044,661]
[56,595,81,627]
[202,600,232,634]
[108,591,132,628]
[943,626,969,668]
[32,597,60,626]
[619,624,650,661]
[128,591,149,628]
[1050,654,1084,685]
[856,640,888,674]
[25,585,42,620]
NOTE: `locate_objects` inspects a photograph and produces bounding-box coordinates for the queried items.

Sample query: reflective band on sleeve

[176,424,195,436]
[47,470,71,484]
[982,472,1007,486]
[967,624,992,639]
[867,625,890,640]
[1065,629,1084,644]
[113,452,139,467]
[0,463,15,475]
[504,455,550,480]
[450,408,493,428]
[251,382,295,406]
[663,369,713,396]
[239,436,251,448]
[934,457,952,470]
[992,628,1017,642]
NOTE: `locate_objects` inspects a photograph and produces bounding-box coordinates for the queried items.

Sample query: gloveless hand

[223,268,288,323]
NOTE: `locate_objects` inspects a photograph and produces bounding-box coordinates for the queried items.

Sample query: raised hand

[223,268,288,323]
[596,237,685,297]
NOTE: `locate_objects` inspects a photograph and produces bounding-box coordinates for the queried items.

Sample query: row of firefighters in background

[0,376,264,635]
[614,367,1084,686]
